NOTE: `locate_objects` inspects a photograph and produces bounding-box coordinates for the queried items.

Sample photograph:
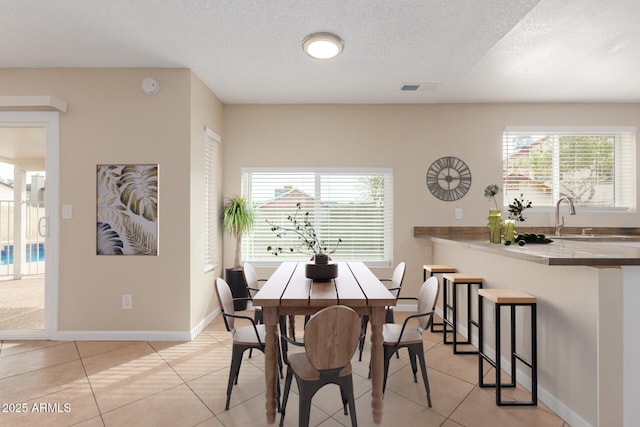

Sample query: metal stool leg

[442,277,451,344]
[478,290,537,406]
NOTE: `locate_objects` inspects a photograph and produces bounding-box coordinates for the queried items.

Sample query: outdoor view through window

[503,127,636,210]
[0,161,46,277]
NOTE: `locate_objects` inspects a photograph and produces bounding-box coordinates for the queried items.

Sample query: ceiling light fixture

[303,32,344,59]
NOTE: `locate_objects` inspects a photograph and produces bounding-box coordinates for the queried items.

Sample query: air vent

[401,83,441,91]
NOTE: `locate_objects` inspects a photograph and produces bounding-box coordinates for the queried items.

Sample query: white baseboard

[55,307,222,342]
[190,307,221,340]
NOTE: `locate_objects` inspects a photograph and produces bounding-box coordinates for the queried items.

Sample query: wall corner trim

[0,96,68,112]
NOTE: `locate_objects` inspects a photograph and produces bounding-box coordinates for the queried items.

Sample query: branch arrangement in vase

[266,202,342,259]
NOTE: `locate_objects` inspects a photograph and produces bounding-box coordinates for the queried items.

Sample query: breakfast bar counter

[414,226,640,266]
[414,226,640,427]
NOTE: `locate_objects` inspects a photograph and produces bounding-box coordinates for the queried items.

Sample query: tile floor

[0,312,570,427]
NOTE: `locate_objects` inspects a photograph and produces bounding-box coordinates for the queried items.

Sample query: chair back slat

[417,276,439,330]
[304,305,360,371]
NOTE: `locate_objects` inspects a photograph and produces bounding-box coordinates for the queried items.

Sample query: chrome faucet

[555,196,576,236]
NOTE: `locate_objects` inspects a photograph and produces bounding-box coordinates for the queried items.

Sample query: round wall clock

[426,156,472,201]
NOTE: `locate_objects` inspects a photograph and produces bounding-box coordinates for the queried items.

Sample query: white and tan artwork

[96,164,158,255]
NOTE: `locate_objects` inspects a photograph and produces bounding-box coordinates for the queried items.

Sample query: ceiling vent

[401,83,441,91]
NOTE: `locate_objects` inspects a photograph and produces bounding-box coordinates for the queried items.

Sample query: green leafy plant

[507,194,533,222]
[484,184,500,210]
[267,202,342,257]
[222,195,255,268]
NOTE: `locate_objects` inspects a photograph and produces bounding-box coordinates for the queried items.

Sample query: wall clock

[426,156,472,201]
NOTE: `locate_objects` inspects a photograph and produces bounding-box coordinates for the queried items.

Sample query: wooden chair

[279,305,361,427]
[358,261,405,361]
[381,276,438,407]
[214,278,279,410]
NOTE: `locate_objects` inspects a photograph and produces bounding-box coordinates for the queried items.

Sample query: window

[204,128,220,272]
[503,126,636,210]
[242,168,393,265]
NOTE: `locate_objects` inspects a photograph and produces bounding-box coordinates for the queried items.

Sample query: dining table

[252,260,396,424]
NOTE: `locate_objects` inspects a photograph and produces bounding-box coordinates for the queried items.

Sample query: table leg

[263,307,278,424]
[369,306,385,423]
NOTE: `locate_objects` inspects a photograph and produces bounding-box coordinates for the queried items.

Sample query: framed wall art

[96,164,158,255]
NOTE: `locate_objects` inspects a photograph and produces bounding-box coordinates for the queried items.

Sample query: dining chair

[381,276,438,407]
[358,261,406,361]
[242,261,266,324]
[214,277,280,410]
[279,305,361,427]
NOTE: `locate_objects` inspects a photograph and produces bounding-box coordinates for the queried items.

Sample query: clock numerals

[426,156,472,201]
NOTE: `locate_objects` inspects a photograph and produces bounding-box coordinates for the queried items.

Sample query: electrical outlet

[454,208,463,220]
[62,204,73,219]
[122,294,132,310]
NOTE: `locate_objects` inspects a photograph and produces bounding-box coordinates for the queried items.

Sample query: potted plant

[507,193,533,223]
[222,195,254,309]
[507,194,539,246]
[267,202,342,280]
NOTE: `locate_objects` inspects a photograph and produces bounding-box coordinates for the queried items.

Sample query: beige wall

[1,69,638,345]
[223,103,640,295]
[189,72,225,330]
[0,68,224,334]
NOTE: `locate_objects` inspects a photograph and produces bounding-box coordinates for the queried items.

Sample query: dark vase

[314,253,329,264]
[225,267,249,311]
[305,254,338,281]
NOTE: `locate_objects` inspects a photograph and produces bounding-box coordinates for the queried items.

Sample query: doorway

[0,112,59,339]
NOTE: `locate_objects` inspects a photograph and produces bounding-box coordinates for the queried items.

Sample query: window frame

[502,126,636,212]
[241,167,394,266]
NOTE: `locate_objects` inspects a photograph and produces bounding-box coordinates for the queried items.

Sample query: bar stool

[478,289,537,406]
[442,273,482,354]
[423,265,457,333]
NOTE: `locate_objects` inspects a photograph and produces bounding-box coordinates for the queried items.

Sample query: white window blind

[503,126,636,209]
[242,168,393,265]
[204,128,220,272]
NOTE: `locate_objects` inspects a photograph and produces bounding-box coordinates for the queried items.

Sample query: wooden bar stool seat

[478,289,538,406]
[423,265,457,333]
[442,273,483,354]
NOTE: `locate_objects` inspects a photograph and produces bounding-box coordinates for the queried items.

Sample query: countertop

[414,226,640,266]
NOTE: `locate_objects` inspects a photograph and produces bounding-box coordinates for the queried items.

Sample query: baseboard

[55,307,222,342]
[190,307,221,340]
[55,329,192,341]
[0,330,48,340]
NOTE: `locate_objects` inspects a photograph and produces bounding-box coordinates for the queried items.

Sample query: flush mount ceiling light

[303,32,344,59]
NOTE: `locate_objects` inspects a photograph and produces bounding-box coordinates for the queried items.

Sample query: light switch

[454,208,463,220]
[62,204,73,219]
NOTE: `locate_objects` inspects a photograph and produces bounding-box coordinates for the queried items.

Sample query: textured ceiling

[1,0,640,104]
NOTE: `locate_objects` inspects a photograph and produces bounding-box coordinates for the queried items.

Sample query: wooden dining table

[253,261,396,424]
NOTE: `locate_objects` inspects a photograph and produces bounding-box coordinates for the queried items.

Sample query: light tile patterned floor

[0,313,571,426]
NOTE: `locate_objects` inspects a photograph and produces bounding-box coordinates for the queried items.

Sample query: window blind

[503,126,636,209]
[203,128,220,272]
[242,168,393,265]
